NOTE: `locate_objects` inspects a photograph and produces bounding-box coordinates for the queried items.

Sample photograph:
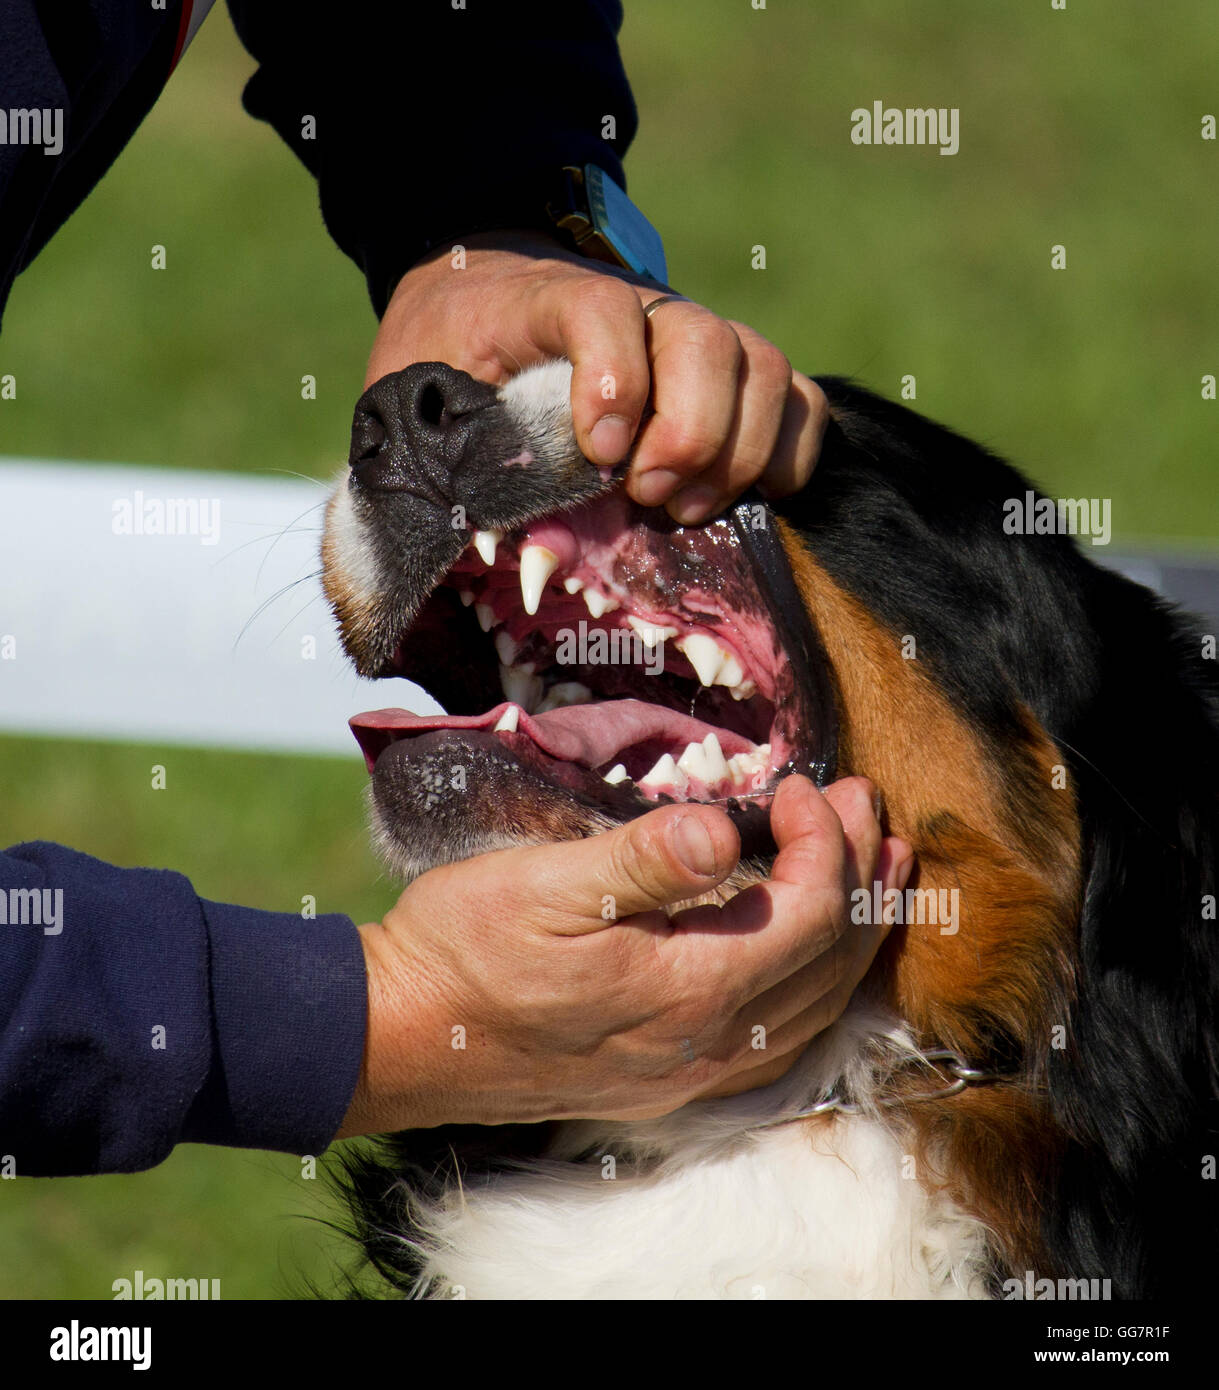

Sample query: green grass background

[0,1,1215,1298]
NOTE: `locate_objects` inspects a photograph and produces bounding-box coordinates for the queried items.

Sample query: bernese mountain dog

[320,358,1218,1300]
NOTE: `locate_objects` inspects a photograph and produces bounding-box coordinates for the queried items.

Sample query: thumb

[516,803,741,933]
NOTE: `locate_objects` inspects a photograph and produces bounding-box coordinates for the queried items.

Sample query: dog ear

[1043,575,1219,1297]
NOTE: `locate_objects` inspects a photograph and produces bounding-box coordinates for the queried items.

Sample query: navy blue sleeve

[0,842,367,1177]
[227,0,639,315]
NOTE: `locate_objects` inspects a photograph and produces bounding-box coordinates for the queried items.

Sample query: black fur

[334,377,1219,1299]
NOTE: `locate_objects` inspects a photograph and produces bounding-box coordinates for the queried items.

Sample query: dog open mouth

[326,360,839,870]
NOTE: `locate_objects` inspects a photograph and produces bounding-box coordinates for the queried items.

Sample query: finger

[480,801,741,933]
[820,776,883,891]
[755,373,830,500]
[666,327,792,525]
[530,274,652,466]
[626,305,745,507]
[661,775,861,1003]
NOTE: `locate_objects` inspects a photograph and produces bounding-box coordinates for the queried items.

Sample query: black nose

[349,361,499,491]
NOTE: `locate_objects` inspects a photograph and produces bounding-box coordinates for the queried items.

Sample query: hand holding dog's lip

[365,228,827,526]
[336,775,908,1137]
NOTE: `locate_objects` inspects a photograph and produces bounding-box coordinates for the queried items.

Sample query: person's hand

[336,776,913,1137]
[365,230,830,525]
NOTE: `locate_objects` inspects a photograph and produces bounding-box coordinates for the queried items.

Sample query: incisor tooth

[499,664,543,713]
[493,630,519,666]
[602,763,630,786]
[474,603,495,633]
[493,704,520,733]
[472,529,501,565]
[563,576,585,595]
[676,633,723,687]
[519,544,558,616]
[583,588,618,619]
[458,589,475,607]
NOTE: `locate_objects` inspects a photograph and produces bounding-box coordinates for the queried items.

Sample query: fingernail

[670,485,719,525]
[633,468,683,506]
[588,414,632,465]
[672,814,718,876]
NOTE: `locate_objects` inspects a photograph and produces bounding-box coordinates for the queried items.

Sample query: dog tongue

[349,698,755,773]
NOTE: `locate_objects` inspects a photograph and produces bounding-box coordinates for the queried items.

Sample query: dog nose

[349,361,499,491]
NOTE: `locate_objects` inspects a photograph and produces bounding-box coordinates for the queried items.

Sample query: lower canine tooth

[472,529,501,565]
[536,681,594,713]
[493,704,520,733]
[499,664,543,713]
[603,763,630,786]
[475,603,495,633]
[520,544,559,616]
[639,752,687,793]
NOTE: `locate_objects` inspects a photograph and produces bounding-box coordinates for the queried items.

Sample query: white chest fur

[397,1009,993,1300]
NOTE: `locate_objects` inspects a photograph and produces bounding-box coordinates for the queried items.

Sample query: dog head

[323,358,1219,1296]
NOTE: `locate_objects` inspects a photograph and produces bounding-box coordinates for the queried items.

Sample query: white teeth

[602,763,630,786]
[563,576,585,595]
[583,588,619,619]
[519,544,558,616]
[536,681,594,714]
[676,739,710,783]
[493,630,520,666]
[499,664,544,713]
[638,752,688,794]
[475,603,495,633]
[730,680,757,702]
[472,529,501,565]
[493,704,520,733]
[701,732,729,784]
[458,589,475,607]
[727,744,772,791]
[676,632,724,687]
[714,654,745,689]
[626,615,678,649]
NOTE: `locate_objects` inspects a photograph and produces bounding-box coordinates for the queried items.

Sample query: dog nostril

[416,380,448,430]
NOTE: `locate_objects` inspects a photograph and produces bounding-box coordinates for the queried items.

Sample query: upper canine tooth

[713,653,745,688]
[499,664,543,713]
[472,529,501,565]
[519,544,558,616]
[583,589,618,619]
[563,576,585,595]
[676,633,724,687]
[493,704,520,733]
[474,603,495,633]
[494,630,520,666]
